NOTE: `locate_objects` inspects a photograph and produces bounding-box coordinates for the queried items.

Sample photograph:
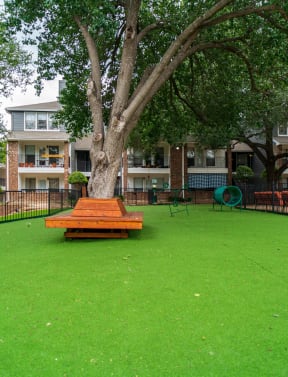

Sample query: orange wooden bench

[254,191,283,211]
[45,197,143,239]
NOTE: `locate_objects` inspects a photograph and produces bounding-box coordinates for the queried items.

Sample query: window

[48,145,59,165]
[206,150,215,167]
[187,149,195,167]
[39,147,47,166]
[25,112,59,131]
[134,178,144,191]
[154,147,164,167]
[134,150,144,167]
[278,125,288,136]
[37,113,47,130]
[25,145,35,164]
[25,112,36,130]
[39,180,47,189]
[25,178,36,190]
[76,151,91,172]
[48,113,58,130]
[48,178,59,190]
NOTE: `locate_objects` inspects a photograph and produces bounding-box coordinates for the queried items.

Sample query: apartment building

[5,97,259,195]
[6,101,70,191]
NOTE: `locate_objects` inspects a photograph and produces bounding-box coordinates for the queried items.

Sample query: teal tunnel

[213,186,242,207]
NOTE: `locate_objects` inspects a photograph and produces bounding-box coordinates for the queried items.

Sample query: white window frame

[206,150,215,167]
[48,113,58,130]
[37,113,47,130]
[24,112,59,131]
[278,125,288,136]
[25,112,36,130]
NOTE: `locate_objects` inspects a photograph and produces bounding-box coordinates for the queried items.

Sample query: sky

[0,78,61,129]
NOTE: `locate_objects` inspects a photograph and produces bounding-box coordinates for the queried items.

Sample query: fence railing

[0,189,81,223]
[235,182,288,213]
[123,188,214,205]
[2,184,288,223]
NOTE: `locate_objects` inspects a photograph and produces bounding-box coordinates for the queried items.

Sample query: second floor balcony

[127,153,170,169]
[18,154,65,168]
[127,154,226,169]
[188,156,226,169]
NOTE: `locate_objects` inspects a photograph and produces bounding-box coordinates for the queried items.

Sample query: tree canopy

[0,11,32,97]
[4,0,288,196]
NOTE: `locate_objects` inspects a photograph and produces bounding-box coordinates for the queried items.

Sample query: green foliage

[235,165,254,181]
[0,140,7,164]
[68,171,88,185]
[0,114,7,164]
[0,11,32,96]
[4,0,288,149]
[55,80,92,139]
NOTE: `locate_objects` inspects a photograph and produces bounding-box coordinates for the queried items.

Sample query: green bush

[235,165,254,181]
[68,171,88,185]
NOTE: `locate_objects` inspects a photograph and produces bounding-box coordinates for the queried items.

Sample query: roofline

[5,101,60,113]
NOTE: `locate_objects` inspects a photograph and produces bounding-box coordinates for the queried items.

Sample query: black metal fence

[1,183,288,223]
[124,183,288,215]
[0,189,81,223]
[236,182,285,203]
[123,188,213,205]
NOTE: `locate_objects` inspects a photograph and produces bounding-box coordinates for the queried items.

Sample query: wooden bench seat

[45,198,143,239]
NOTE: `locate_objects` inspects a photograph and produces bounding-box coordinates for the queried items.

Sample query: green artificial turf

[1,205,288,377]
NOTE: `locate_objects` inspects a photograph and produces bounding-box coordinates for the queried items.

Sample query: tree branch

[202,5,288,28]
[137,21,165,44]
[170,77,209,124]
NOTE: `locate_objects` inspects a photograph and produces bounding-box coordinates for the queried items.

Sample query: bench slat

[71,197,127,217]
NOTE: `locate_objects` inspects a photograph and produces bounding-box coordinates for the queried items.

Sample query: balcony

[127,154,170,175]
[187,157,227,171]
[127,154,170,169]
[18,154,65,170]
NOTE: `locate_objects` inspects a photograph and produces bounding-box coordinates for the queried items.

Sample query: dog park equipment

[213,185,242,209]
[168,189,190,216]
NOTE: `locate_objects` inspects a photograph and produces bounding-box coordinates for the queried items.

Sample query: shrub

[235,165,254,181]
[68,171,88,185]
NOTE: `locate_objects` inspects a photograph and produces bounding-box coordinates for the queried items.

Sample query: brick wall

[63,141,69,189]
[170,145,188,188]
[8,141,19,190]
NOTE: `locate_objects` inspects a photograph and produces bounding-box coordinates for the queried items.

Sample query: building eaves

[6,101,60,113]
[273,137,288,146]
[7,131,69,141]
[232,142,253,152]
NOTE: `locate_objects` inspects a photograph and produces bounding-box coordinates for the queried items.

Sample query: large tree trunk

[88,126,126,198]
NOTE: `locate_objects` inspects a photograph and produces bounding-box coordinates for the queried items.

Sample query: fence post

[61,189,64,210]
[48,189,51,216]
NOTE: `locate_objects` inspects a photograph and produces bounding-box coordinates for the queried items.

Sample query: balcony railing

[187,157,226,169]
[18,154,64,168]
[127,154,170,168]
[127,155,226,169]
